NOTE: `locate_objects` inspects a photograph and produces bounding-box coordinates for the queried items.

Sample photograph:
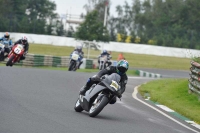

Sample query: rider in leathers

[98,50,112,67]
[71,46,84,69]
[14,36,29,61]
[0,32,13,60]
[80,60,129,104]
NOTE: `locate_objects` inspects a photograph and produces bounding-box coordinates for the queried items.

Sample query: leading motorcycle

[68,51,80,71]
[74,73,122,117]
[6,44,24,66]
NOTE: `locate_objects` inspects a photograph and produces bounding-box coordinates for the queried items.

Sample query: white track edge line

[132,85,199,133]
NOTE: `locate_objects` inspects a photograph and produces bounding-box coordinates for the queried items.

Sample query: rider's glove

[91,75,101,82]
[118,93,122,98]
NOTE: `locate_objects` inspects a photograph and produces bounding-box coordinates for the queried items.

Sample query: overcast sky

[53,0,132,18]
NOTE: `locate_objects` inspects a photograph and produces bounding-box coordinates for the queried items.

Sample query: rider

[0,32,13,59]
[13,36,29,61]
[71,45,84,69]
[80,60,129,104]
[98,50,112,66]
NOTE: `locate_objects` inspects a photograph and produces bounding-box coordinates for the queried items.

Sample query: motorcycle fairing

[80,84,107,111]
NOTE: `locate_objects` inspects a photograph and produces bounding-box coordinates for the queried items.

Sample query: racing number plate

[110,80,119,91]
[71,54,79,60]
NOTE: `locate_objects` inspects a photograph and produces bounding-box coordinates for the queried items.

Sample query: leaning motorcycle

[99,55,108,70]
[6,44,24,66]
[0,42,5,61]
[74,73,122,117]
[68,51,80,71]
[0,40,10,61]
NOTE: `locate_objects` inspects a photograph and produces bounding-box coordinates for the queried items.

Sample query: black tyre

[0,51,4,61]
[6,55,14,66]
[99,62,104,70]
[74,98,83,112]
[68,61,76,71]
[89,96,109,117]
[103,63,106,69]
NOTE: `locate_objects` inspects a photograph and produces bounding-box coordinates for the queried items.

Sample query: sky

[53,0,133,18]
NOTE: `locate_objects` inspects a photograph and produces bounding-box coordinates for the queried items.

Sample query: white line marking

[185,121,200,130]
[132,85,200,133]
[156,105,175,112]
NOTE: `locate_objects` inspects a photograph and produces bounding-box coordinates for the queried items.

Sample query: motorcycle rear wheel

[89,96,109,117]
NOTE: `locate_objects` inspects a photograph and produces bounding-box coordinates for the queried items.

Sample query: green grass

[139,79,200,124]
[29,44,191,70]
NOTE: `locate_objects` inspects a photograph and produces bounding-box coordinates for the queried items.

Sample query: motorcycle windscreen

[101,73,121,94]
[106,73,121,83]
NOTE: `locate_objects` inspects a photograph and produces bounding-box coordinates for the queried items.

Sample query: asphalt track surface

[0,67,199,133]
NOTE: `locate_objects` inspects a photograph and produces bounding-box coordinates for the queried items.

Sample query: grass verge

[29,44,191,70]
[139,78,200,124]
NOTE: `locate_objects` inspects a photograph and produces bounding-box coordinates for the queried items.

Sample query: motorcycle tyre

[6,55,14,66]
[74,98,83,112]
[89,96,109,117]
[68,61,75,71]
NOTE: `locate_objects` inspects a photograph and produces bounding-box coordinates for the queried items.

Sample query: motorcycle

[68,51,80,71]
[99,55,108,70]
[6,44,24,66]
[0,43,5,61]
[0,40,10,61]
[74,73,122,117]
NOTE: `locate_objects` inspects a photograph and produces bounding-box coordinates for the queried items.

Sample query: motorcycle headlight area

[14,46,23,54]
[110,80,119,91]
[71,54,79,60]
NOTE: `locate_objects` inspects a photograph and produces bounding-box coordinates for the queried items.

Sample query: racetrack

[0,67,198,133]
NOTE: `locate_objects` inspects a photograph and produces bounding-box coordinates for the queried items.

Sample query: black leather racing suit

[81,66,128,104]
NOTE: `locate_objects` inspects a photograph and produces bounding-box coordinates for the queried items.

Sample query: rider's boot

[79,85,90,96]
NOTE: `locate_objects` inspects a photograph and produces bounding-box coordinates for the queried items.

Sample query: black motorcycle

[74,73,122,117]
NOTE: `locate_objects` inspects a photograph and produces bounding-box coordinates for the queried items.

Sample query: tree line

[76,0,200,49]
[0,0,65,36]
[1,0,200,49]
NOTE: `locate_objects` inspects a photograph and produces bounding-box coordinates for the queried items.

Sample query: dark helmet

[102,50,107,54]
[116,60,129,75]
[21,36,28,44]
[4,32,10,39]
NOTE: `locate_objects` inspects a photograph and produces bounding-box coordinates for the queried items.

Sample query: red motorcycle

[6,44,24,66]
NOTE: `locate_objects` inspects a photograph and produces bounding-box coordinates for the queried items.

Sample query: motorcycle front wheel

[89,95,109,117]
[6,55,14,66]
[74,98,83,112]
[68,61,76,71]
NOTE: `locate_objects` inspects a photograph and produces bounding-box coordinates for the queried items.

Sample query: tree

[0,0,64,36]
[83,0,111,22]
[114,0,200,49]
[67,26,75,37]
[75,10,109,42]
